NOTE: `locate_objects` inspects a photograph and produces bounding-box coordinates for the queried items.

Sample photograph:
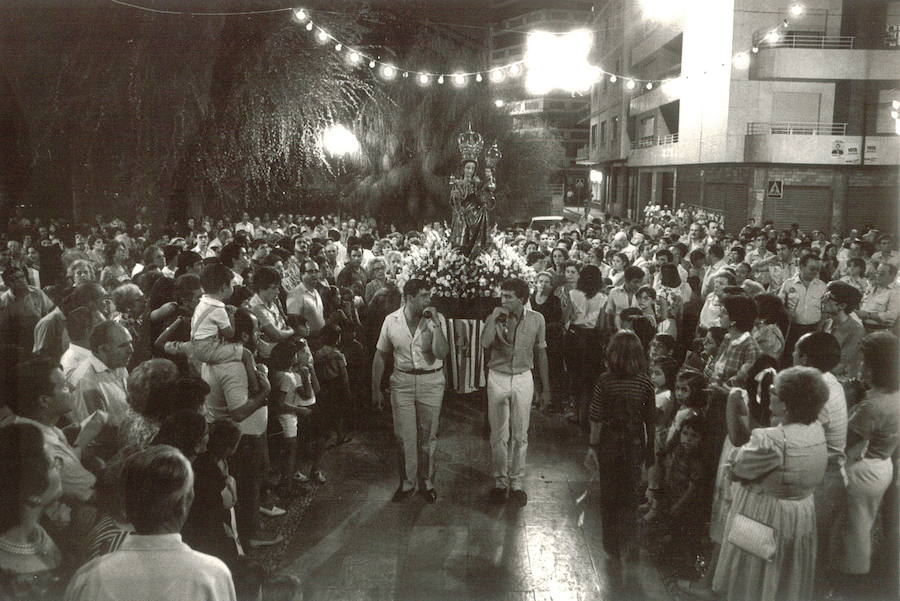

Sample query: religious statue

[449,125,501,255]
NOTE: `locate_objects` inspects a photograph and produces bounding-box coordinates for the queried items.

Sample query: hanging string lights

[108,1,812,95]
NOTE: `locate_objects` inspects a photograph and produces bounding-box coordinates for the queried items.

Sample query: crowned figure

[449,125,499,256]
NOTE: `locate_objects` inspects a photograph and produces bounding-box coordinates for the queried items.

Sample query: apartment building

[490,0,594,207]
[583,0,900,233]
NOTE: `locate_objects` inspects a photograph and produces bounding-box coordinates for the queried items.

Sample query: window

[600,120,607,146]
[591,123,598,148]
[611,116,619,140]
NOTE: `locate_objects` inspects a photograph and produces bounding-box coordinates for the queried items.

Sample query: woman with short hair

[713,366,829,601]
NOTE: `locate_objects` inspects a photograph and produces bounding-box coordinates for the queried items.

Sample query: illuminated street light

[316,29,329,43]
[381,65,397,80]
[452,73,466,87]
[625,79,636,90]
[609,74,617,83]
[525,30,598,95]
[789,4,805,17]
[292,8,308,22]
[764,31,781,45]
[494,99,505,108]
[348,52,361,64]
[323,124,360,156]
[418,73,431,85]
[490,70,504,83]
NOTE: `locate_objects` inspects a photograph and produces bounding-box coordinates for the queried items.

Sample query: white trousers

[390,371,444,491]
[487,369,534,491]
[837,456,893,574]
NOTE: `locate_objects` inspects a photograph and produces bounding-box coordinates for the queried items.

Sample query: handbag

[725,427,785,562]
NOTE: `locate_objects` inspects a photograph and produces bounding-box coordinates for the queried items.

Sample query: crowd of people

[0,203,897,601]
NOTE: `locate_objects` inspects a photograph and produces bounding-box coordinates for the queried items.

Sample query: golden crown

[457,124,484,163]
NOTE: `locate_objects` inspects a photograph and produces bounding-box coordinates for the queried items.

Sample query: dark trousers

[596,434,642,557]
[233,433,268,543]
[565,327,604,427]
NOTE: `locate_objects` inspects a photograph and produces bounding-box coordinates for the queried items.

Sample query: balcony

[747,122,847,136]
[745,122,874,164]
[751,38,900,81]
[630,132,679,150]
[758,34,855,50]
[629,81,682,115]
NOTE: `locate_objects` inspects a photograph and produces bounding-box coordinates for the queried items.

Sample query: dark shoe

[510,489,528,507]
[392,486,415,502]
[419,488,437,503]
[489,487,508,504]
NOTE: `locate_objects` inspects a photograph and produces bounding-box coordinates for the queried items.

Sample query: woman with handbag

[712,366,828,601]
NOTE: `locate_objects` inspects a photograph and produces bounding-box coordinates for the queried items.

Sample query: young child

[659,415,708,557]
[636,285,664,329]
[649,333,676,362]
[165,262,256,387]
[336,320,368,429]
[642,356,680,521]
[314,324,352,447]
[268,339,318,492]
[182,419,243,566]
[665,369,707,453]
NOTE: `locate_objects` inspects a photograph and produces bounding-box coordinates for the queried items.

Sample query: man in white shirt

[371,279,449,503]
[687,222,707,253]
[64,446,237,601]
[700,243,728,298]
[201,308,281,548]
[779,253,826,366]
[872,235,900,269]
[758,239,797,292]
[60,307,98,387]
[70,321,131,426]
[234,212,255,238]
[286,259,326,335]
[746,232,773,266]
[219,243,249,287]
[859,262,900,332]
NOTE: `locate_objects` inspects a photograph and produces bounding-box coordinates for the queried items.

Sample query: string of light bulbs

[107,1,818,93]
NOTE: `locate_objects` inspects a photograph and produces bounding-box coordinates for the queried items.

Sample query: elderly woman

[117,358,180,451]
[752,293,788,360]
[67,260,96,288]
[713,366,828,601]
[110,283,147,369]
[832,332,899,596]
[0,423,64,600]
[364,257,389,305]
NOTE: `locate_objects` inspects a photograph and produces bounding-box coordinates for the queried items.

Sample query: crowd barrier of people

[0,205,897,601]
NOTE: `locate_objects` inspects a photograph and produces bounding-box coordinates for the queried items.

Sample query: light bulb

[732,52,751,69]
[625,79,636,90]
[645,81,653,90]
[418,73,431,85]
[892,100,899,110]
[609,74,617,83]
[892,110,899,120]
[490,70,504,83]
[789,4,804,17]
[764,31,781,45]
[437,75,445,84]
[453,73,466,86]
[494,99,505,108]
[305,22,313,31]
[368,60,376,68]
[402,71,409,78]
[293,8,308,22]
[316,29,328,43]
[475,73,483,82]
[751,46,759,53]
[334,43,342,51]
[382,65,396,79]
[349,52,360,64]
[508,63,521,76]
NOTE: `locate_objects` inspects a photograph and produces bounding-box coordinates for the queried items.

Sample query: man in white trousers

[482,278,551,506]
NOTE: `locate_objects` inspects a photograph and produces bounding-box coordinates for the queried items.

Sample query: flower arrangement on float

[396,233,535,318]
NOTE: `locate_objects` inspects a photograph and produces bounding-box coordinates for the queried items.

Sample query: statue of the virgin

[449,126,494,255]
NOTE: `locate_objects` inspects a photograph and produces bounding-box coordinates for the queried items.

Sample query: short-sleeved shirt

[377,307,446,372]
[247,294,288,358]
[482,307,546,375]
[202,358,267,436]
[605,285,640,318]
[569,289,606,328]
[818,371,848,469]
[286,283,325,334]
[847,389,899,460]
[779,276,826,325]
[192,296,229,341]
[0,286,54,351]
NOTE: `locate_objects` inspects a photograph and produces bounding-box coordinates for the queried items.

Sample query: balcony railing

[758,34,855,50]
[630,132,679,150]
[747,122,847,135]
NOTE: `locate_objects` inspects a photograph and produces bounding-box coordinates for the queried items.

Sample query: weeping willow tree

[171,8,382,218]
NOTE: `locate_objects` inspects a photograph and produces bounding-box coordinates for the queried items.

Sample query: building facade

[490,0,594,208]
[583,0,900,234]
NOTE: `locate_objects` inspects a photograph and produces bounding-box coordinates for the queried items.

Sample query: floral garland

[396,233,535,299]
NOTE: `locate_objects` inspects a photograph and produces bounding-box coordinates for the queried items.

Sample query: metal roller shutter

[763,185,830,232]
[846,187,898,233]
[706,183,748,233]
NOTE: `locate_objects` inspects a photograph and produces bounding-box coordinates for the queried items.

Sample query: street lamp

[322,124,359,156]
